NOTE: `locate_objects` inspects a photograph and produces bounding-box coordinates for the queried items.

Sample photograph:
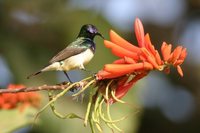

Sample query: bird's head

[78,24,104,40]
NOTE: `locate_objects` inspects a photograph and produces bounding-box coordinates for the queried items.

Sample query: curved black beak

[96,32,104,39]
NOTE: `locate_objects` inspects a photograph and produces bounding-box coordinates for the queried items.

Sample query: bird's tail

[27,71,42,79]
[27,63,59,79]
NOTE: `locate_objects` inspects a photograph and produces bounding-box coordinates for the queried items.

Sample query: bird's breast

[81,49,94,65]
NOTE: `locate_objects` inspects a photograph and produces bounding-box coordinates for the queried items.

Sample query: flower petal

[174,59,184,66]
[104,62,153,75]
[113,57,136,64]
[109,73,148,103]
[109,81,133,104]
[174,48,187,66]
[104,40,139,60]
[134,18,145,47]
[141,48,160,69]
[161,42,172,61]
[155,50,163,65]
[179,47,187,61]
[96,70,128,79]
[144,33,155,54]
[110,30,140,53]
[169,46,183,63]
[113,58,126,64]
[144,34,162,65]
[177,65,183,77]
[124,56,136,64]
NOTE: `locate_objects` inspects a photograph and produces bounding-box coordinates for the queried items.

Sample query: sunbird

[27,24,104,82]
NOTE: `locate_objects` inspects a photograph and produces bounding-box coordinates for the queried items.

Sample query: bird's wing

[49,47,87,63]
[49,39,87,64]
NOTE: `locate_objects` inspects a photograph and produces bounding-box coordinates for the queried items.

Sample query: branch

[0,81,87,94]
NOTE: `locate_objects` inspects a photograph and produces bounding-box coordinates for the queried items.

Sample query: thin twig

[0,81,89,94]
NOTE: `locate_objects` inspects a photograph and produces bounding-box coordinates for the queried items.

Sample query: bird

[27,24,104,82]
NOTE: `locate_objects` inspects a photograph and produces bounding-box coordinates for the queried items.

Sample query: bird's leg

[63,71,80,93]
[63,71,73,83]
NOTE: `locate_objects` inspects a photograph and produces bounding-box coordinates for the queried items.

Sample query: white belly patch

[43,49,94,72]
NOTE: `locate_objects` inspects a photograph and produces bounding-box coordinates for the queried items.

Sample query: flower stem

[84,86,95,127]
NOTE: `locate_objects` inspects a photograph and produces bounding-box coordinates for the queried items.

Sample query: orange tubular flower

[161,43,187,77]
[0,84,41,111]
[96,18,187,103]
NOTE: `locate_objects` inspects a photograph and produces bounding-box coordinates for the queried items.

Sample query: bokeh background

[0,0,200,133]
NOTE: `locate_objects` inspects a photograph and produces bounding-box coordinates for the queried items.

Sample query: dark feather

[49,47,86,63]
[27,71,41,79]
[49,38,89,63]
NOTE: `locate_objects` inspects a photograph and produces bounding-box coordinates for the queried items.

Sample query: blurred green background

[0,0,200,133]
